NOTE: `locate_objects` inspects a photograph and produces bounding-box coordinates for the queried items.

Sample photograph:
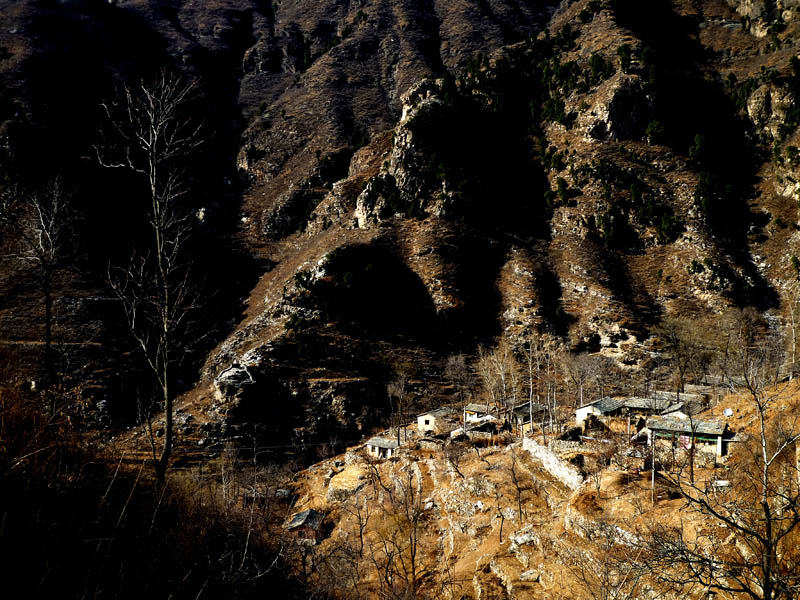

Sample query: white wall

[417,415,435,433]
[575,405,598,425]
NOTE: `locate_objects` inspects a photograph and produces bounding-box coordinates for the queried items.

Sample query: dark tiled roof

[464,402,494,414]
[659,402,683,415]
[512,403,547,421]
[646,416,726,436]
[366,436,400,449]
[580,397,625,413]
[652,390,705,403]
[622,397,672,411]
[420,407,456,418]
[660,400,706,417]
[462,415,499,432]
[286,509,324,531]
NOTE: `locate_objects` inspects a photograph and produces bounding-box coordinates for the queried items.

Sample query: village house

[285,509,325,543]
[576,396,705,430]
[510,401,548,435]
[660,399,707,420]
[463,402,495,423]
[417,407,458,435]
[645,416,731,457]
[450,414,501,441]
[622,397,674,417]
[651,389,709,405]
[365,436,400,459]
[575,397,626,425]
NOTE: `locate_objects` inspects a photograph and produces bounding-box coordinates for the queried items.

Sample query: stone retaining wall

[522,437,583,490]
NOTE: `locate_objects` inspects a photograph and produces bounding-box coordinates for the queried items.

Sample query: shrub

[688,133,705,165]
[588,52,615,85]
[556,177,569,203]
[645,120,665,144]
[542,96,567,124]
[786,145,800,167]
[694,171,716,216]
[687,259,705,274]
[617,43,633,73]
[656,213,683,243]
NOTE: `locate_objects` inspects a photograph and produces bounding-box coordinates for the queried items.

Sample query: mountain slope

[2,0,800,451]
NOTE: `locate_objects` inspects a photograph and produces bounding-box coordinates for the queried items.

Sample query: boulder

[213,364,254,401]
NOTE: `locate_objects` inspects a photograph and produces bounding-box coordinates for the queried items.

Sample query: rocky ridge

[2,0,800,449]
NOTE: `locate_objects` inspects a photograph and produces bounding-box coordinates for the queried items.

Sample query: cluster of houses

[363,386,736,461]
[364,400,551,459]
[576,394,735,458]
[286,387,738,542]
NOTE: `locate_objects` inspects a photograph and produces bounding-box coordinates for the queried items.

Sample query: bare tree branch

[98,70,203,481]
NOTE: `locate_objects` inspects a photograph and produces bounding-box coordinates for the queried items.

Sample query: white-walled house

[645,416,730,457]
[365,436,400,459]
[510,401,548,434]
[463,402,494,423]
[417,407,457,434]
[575,397,625,425]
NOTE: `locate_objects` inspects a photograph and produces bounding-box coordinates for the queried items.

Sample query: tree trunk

[651,432,656,505]
[155,380,172,482]
[42,266,54,385]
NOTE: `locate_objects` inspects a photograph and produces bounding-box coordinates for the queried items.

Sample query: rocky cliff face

[3,0,800,448]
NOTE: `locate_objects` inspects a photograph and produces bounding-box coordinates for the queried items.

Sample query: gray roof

[622,397,673,411]
[366,436,400,449]
[660,400,706,417]
[464,402,494,414]
[462,415,499,432]
[512,402,547,422]
[651,390,705,403]
[646,416,726,436]
[580,397,626,414]
[286,509,324,531]
[420,407,456,418]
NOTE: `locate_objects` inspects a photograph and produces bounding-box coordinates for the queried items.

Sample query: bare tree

[521,330,544,426]
[387,367,411,444]
[443,440,467,478]
[564,352,594,410]
[97,71,203,481]
[782,278,800,380]
[509,446,526,521]
[477,339,523,429]
[591,355,616,401]
[656,317,703,401]
[564,520,647,600]
[647,311,800,600]
[343,495,374,559]
[475,345,498,411]
[443,353,473,413]
[522,331,566,436]
[364,459,427,599]
[0,178,72,380]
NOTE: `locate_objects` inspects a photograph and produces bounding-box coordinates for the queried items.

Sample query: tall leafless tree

[443,353,473,414]
[647,311,800,600]
[564,352,594,410]
[97,71,203,481]
[364,458,427,599]
[656,317,703,401]
[0,178,72,381]
[477,339,522,422]
[590,354,617,402]
[387,367,412,444]
[781,277,800,380]
[564,519,647,600]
